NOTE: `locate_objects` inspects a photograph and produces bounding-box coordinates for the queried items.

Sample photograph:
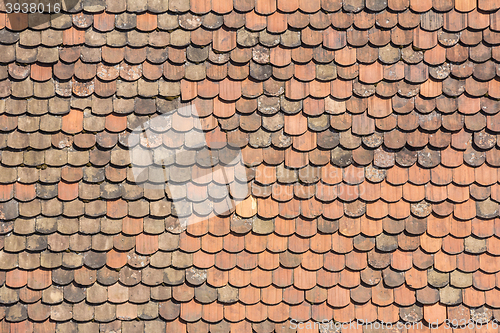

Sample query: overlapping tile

[1,0,500,332]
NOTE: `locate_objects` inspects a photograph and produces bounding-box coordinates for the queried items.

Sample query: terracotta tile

[463,287,485,307]
[107,199,128,219]
[224,302,246,322]
[455,0,476,12]
[454,200,476,220]
[166,319,186,333]
[212,0,233,13]
[136,13,157,31]
[405,268,428,291]
[212,27,236,53]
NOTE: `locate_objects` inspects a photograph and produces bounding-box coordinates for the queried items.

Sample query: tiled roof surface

[1,0,500,332]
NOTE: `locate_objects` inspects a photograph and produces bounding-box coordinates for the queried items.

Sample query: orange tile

[475,163,498,185]
[359,62,383,84]
[180,233,202,253]
[388,200,410,219]
[6,269,27,288]
[434,250,457,272]
[136,13,157,31]
[457,253,479,272]
[394,284,416,311]
[105,114,127,133]
[442,235,464,254]
[455,0,476,12]
[62,108,84,134]
[27,269,51,290]
[122,217,143,235]
[463,287,485,308]
[378,304,399,323]
[216,251,237,270]
[224,302,246,322]
[277,0,299,11]
[197,80,219,98]
[426,184,448,202]
[294,266,317,290]
[93,11,114,31]
[255,0,277,14]
[413,27,437,50]
[327,285,349,307]
[136,234,158,255]
[480,253,500,273]
[330,79,353,99]
[449,217,471,238]
[166,319,186,333]
[424,303,447,325]
[219,78,241,101]
[207,267,228,287]
[228,267,251,288]
[107,199,128,219]
[180,79,197,101]
[311,302,333,322]
[485,288,500,308]
[355,302,377,323]
[30,63,52,81]
[10,321,33,333]
[391,249,412,271]
[246,303,268,323]
[405,267,427,289]
[366,200,388,219]
[234,255,256,276]
[212,0,233,13]
[454,200,476,220]
[106,249,128,269]
[453,164,475,185]
[368,95,392,118]
[371,282,394,306]
[201,302,224,323]
[473,271,496,290]
[323,27,347,50]
[213,27,236,52]
[63,26,85,45]
[57,181,79,201]
[191,0,211,13]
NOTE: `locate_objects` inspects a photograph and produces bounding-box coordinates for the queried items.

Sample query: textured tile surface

[1,0,500,331]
